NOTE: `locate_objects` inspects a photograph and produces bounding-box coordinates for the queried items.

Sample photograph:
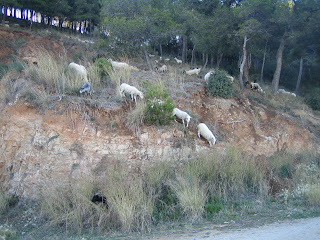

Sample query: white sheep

[149,54,155,57]
[120,83,144,103]
[227,75,234,83]
[79,82,92,96]
[107,58,138,71]
[172,108,191,128]
[278,89,296,97]
[69,62,88,82]
[164,58,170,61]
[174,57,182,64]
[156,65,168,73]
[204,71,215,84]
[185,68,201,76]
[197,123,216,147]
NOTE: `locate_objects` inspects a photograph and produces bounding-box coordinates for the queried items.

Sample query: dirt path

[147,217,320,240]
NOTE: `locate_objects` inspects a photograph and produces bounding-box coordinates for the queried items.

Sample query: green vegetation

[144,81,175,126]
[26,150,318,235]
[207,70,233,99]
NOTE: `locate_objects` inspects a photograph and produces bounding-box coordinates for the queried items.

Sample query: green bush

[144,81,174,126]
[305,87,320,111]
[95,58,113,77]
[207,70,232,98]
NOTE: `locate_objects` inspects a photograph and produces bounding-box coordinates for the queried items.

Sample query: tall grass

[0,190,8,216]
[108,68,131,96]
[169,175,208,221]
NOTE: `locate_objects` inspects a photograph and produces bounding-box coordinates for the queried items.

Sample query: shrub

[305,87,320,111]
[95,58,113,78]
[305,183,320,206]
[0,224,16,240]
[207,70,232,98]
[144,81,174,126]
[125,101,146,136]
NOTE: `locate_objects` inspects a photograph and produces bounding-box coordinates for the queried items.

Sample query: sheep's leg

[198,131,201,138]
[182,119,185,128]
[209,140,212,147]
[186,121,189,128]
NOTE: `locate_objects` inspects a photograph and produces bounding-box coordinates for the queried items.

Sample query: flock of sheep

[67,56,296,147]
[68,59,218,147]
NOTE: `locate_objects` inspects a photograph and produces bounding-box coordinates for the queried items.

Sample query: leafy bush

[95,58,113,78]
[305,87,320,111]
[207,70,232,98]
[144,81,174,126]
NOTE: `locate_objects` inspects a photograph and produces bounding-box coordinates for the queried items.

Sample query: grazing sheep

[164,58,170,61]
[172,108,191,128]
[149,54,155,57]
[204,71,215,84]
[155,64,168,73]
[278,89,296,97]
[227,75,234,83]
[185,68,201,76]
[246,81,264,93]
[107,58,138,71]
[79,82,92,96]
[120,83,144,103]
[174,57,182,64]
[197,123,216,147]
[69,62,88,82]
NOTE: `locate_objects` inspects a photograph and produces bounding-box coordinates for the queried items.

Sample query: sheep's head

[139,92,144,99]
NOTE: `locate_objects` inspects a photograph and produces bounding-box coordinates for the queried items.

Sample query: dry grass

[108,67,132,96]
[305,183,320,206]
[0,190,8,216]
[39,177,103,234]
[125,101,146,136]
[169,175,208,221]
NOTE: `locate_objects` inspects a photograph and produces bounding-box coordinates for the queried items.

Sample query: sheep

[278,89,296,97]
[155,64,168,73]
[69,62,88,82]
[246,81,264,93]
[197,123,216,147]
[149,54,155,57]
[174,57,182,64]
[120,83,144,103]
[172,108,191,128]
[79,81,92,96]
[204,71,215,84]
[107,58,138,71]
[164,58,170,61]
[227,75,234,83]
[185,68,201,76]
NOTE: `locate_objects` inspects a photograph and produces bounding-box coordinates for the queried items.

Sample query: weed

[0,190,8,215]
[125,101,146,136]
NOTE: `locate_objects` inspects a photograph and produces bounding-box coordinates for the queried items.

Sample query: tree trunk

[260,41,268,84]
[79,21,82,33]
[14,8,16,18]
[159,44,163,59]
[295,57,303,95]
[239,35,248,90]
[210,55,214,68]
[272,33,286,95]
[142,44,153,71]
[244,56,250,83]
[191,45,196,67]
[216,53,223,69]
[182,34,187,64]
[203,53,209,69]
[2,7,7,22]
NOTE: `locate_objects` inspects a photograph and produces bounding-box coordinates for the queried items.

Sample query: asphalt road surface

[150,217,320,240]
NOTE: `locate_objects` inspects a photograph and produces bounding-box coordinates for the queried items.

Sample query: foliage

[207,70,233,99]
[143,80,175,126]
[304,87,320,111]
[95,58,112,78]
[0,190,8,215]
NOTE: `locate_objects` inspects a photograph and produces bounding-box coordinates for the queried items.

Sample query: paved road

[148,217,320,240]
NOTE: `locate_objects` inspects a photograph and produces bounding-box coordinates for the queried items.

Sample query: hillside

[1,26,320,238]
[1,27,320,197]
